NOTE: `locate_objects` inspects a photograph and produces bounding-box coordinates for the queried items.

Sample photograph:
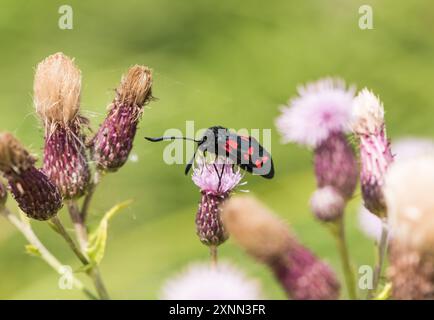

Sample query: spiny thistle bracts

[34,52,90,199]
[352,89,393,217]
[92,65,153,172]
[0,132,62,220]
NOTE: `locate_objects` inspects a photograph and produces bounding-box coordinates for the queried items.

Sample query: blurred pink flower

[160,261,262,300]
[276,78,354,147]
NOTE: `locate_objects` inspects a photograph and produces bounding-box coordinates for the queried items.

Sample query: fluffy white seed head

[352,88,385,135]
[160,261,262,300]
[384,155,434,252]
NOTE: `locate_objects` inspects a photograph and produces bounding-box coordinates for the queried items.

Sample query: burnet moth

[145,125,274,179]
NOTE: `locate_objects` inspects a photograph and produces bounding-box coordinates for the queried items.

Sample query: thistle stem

[0,207,97,300]
[210,245,218,267]
[371,219,388,295]
[81,171,100,221]
[67,199,110,300]
[330,217,357,300]
[50,215,88,265]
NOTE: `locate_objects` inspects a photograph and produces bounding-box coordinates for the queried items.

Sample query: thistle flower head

[192,157,243,195]
[160,261,262,300]
[0,132,62,220]
[221,195,291,263]
[352,88,385,135]
[310,186,345,222]
[33,52,81,130]
[384,156,434,252]
[92,65,153,172]
[0,132,35,174]
[193,158,243,246]
[222,195,340,300]
[34,53,90,199]
[276,78,354,147]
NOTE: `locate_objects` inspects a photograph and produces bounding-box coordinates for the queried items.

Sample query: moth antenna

[145,136,202,143]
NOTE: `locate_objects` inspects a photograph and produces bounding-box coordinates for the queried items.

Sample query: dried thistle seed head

[310,186,345,222]
[384,156,434,252]
[117,65,153,106]
[92,65,153,172]
[221,195,291,263]
[0,133,62,220]
[352,88,385,135]
[0,132,35,174]
[34,52,81,128]
[0,181,7,208]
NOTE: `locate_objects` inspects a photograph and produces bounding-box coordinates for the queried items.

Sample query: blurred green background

[0,0,433,299]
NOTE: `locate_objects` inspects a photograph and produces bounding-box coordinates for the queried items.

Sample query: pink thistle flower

[160,261,262,300]
[276,78,354,148]
[276,78,357,221]
[193,157,243,246]
[352,89,393,217]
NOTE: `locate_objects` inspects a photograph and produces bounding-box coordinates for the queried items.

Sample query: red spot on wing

[255,159,263,168]
[262,156,269,163]
[225,139,238,152]
[247,146,254,155]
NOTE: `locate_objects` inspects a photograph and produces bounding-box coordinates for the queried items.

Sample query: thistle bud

[0,132,62,220]
[352,89,393,217]
[192,158,242,247]
[92,65,153,172]
[384,156,434,299]
[0,181,7,209]
[34,52,90,199]
[222,196,340,300]
[314,132,358,200]
[310,186,345,222]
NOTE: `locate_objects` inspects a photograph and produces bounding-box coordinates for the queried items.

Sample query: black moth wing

[217,132,274,179]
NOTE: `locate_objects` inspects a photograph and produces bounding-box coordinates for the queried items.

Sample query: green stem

[210,245,218,267]
[81,171,100,221]
[0,208,97,300]
[330,217,357,300]
[66,200,110,300]
[371,219,388,295]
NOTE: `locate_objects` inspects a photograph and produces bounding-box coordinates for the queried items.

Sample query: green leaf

[86,200,133,266]
[373,282,392,300]
[25,244,41,257]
